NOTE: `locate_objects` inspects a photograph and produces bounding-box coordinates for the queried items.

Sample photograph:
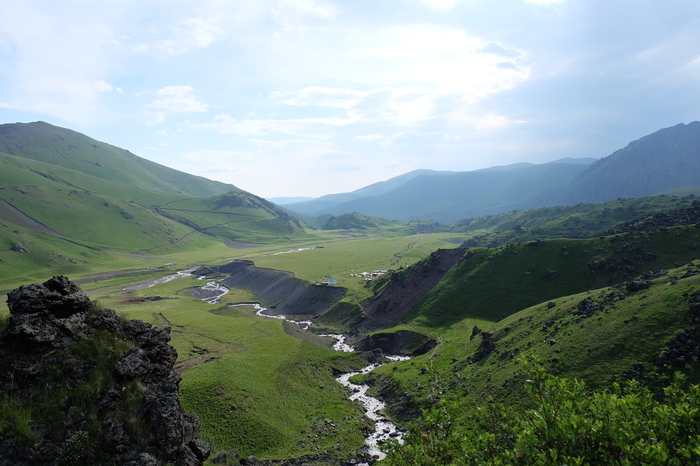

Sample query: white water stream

[246,304,408,462]
[122,267,199,291]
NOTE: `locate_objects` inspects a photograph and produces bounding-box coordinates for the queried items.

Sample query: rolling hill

[352,208,700,425]
[0,122,307,289]
[0,121,240,197]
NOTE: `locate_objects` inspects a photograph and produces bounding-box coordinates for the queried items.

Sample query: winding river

[229,303,408,461]
[125,270,406,462]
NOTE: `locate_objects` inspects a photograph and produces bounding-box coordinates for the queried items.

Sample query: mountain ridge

[284,122,700,224]
[560,121,700,204]
[0,121,241,198]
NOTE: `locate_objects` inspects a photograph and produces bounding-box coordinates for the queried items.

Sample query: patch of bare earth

[359,248,468,331]
[0,199,66,237]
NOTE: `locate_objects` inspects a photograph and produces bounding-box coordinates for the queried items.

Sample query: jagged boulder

[6,275,91,317]
[0,276,210,466]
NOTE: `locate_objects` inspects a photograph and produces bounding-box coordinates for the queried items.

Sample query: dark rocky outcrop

[355,330,436,356]
[0,276,210,466]
[471,331,495,363]
[602,202,700,236]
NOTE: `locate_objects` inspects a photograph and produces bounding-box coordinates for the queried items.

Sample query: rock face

[0,276,210,466]
[355,330,436,356]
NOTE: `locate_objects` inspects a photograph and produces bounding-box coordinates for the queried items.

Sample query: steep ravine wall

[198,260,346,316]
[358,248,468,331]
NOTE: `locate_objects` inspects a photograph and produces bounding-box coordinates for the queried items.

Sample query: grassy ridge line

[0,121,239,197]
[407,225,700,328]
[451,194,699,247]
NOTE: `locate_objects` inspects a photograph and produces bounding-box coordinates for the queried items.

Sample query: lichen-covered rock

[115,348,151,377]
[0,277,210,466]
[6,275,91,317]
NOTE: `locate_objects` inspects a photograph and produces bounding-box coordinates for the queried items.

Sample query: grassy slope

[371,263,700,417]
[364,224,700,422]
[154,192,307,244]
[0,151,318,290]
[0,152,193,248]
[94,276,370,461]
[451,194,700,247]
[0,121,239,197]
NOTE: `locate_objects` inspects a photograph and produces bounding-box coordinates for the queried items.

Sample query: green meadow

[93,275,370,461]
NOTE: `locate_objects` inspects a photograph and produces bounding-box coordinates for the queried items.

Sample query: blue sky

[1,0,699,198]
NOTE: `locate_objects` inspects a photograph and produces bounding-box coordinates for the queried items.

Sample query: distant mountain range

[560,121,700,204]
[285,163,594,224]
[284,122,700,224]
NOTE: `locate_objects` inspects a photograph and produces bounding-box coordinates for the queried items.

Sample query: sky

[1,0,699,199]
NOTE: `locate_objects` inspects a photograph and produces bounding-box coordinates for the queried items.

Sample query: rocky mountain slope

[560,121,700,204]
[0,276,210,465]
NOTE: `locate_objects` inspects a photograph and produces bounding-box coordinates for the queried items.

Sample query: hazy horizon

[1,1,699,197]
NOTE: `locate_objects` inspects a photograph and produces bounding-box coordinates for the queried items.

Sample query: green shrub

[384,359,700,465]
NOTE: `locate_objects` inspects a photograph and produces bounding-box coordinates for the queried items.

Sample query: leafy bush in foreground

[383,359,700,465]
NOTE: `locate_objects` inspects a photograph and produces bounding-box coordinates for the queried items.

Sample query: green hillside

[451,194,700,247]
[0,121,239,197]
[357,221,700,425]
[321,212,440,235]
[0,124,312,290]
[153,191,306,244]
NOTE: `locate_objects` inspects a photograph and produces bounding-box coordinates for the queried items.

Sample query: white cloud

[271,0,339,31]
[524,0,566,4]
[273,87,372,109]
[0,2,123,123]
[181,149,256,163]
[449,110,526,130]
[92,80,114,93]
[257,23,531,135]
[134,16,224,56]
[419,0,464,10]
[354,134,384,141]
[146,86,208,123]
[200,113,359,136]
